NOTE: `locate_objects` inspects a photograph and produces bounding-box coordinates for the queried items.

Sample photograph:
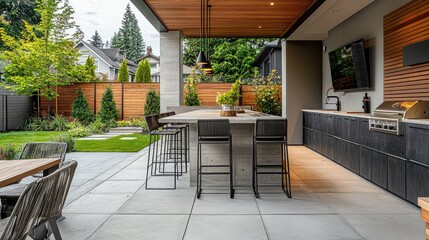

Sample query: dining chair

[0,142,67,219]
[29,160,78,240]
[197,119,235,199]
[252,118,291,198]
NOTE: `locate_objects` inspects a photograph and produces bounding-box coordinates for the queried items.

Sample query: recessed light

[270,2,275,6]
[258,26,262,29]
[333,10,339,14]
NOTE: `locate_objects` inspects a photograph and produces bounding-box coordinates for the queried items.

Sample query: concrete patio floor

[55,146,424,240]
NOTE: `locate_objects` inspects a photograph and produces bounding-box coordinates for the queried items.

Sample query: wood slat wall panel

[40,83,281,120]
[384,0,429,101]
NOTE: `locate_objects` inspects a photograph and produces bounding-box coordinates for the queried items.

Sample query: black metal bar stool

[144,114,181,190]
[252,118,291,198]
[160,111,189,173]
[197,119,235,199]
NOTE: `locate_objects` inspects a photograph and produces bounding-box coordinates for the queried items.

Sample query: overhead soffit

[143,0,318,38]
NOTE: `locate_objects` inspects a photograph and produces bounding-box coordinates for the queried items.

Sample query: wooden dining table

[0,158,61,188]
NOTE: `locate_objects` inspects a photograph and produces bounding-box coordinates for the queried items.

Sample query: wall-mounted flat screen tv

[329,39,370,91]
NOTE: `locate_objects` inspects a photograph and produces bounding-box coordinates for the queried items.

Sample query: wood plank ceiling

[144,0,316,38]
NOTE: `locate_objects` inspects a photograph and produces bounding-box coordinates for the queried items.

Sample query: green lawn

[0,131,66,148]
[75,133,152,152]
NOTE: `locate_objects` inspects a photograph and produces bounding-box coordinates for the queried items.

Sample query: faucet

[326,87,341,111]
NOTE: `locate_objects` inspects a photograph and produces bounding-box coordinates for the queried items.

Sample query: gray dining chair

[0,160,77,240]
[0,142,67,219]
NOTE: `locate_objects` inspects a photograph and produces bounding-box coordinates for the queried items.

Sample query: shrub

[98,86,119,127]
[252,70,282,116]
[184,67,201,106]
[50,134,75,153]
[71,88,94,124]
[0,144,21,160]
[49,114,69,131]
[23,116,50,131]
[116,120,131,127]
[144,90,160,115]
[117,59,129,83]
[84,56,98,82]
[66,120,84,130]
[89,118,108,134]
[67,126,91,138]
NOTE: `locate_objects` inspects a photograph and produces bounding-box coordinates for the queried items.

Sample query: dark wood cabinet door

[387,156,406,199]
[406,124,429,165]
[359,147,372,181]
[326,115,335,135]
[303,128,310,147]
[342,117,351,141]
[334,116,342,138]
[359,118,370,146]
[303,112,309,128]
[333,137,342,165]
[371,151,388,189]
[406,161,429,205]
[341,141,351,170]
[349,117,360,143]
[387,133,406,159]
[350,143,360,174]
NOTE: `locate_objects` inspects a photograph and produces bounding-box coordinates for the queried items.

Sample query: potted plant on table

[216,80,241,110]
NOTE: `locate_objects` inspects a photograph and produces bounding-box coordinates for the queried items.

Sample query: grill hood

[373,101,429,119]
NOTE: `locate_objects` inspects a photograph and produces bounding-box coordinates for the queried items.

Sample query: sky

[68,0,160,56]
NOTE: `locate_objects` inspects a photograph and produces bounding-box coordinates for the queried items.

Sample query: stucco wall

[322,0,412,112]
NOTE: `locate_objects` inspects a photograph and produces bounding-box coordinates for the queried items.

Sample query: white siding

[77,45,114,81]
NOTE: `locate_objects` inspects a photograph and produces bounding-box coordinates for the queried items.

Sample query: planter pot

[221,104,233,110]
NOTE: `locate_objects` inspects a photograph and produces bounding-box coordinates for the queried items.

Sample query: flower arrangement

[216,79,241,106]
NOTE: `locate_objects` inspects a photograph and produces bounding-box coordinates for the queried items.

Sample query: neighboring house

[134,46,191,83]
[252,40,282,78]
[75,41,137,82]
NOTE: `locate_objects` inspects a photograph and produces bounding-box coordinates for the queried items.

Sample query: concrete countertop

[159,109,284,124]
[302,109,429,125]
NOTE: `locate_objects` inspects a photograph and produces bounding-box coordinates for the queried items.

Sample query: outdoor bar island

[159,109,285,187]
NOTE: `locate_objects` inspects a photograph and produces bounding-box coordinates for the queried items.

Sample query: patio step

[108,127,143,134]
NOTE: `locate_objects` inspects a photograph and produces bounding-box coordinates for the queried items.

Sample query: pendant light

[196,0,207,65]
[201,3,213,74]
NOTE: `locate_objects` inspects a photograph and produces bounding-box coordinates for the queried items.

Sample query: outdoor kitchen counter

[159,109,285,186]
[302,109,429,125]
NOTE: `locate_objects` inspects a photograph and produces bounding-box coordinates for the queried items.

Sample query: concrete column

[160,31,183,112]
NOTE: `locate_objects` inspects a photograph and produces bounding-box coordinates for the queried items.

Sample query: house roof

[76,41,137,74]
[252,40,281,67]
[134,53,160,64]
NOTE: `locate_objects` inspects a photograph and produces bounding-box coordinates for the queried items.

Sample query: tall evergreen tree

[111,4,145,61]
[110,31,121,49]
[135,60,145,83]
[72,88,94,124]
[104,40,110,49]
[117,59,129,82]
[98,86,119,127]
[89,30,103,48]
[143,59,151,83]
[84,56,97,82]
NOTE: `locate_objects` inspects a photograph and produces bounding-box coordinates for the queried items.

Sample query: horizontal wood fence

[40,82,281,120]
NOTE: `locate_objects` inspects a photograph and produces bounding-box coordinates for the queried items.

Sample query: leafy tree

[98,86,119,127]
[111,4,145,61]
[0,0,84,114]
[117,59,129,82]
[71,88,94,124]
[89,30,103,48]
[0,0,40,50]
[84,56,97,82]
[184,67,200,106]
[144,90,160,115]
[183,38,274,82]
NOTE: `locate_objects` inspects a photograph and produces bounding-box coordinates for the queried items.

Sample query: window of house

[150,63,157,68]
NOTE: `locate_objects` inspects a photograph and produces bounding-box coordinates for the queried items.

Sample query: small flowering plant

[252,70,281,116]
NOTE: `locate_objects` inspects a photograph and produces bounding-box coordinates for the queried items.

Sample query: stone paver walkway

[54,146,424,240]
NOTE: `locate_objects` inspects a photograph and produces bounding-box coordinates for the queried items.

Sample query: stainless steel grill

[369,101,429,135]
